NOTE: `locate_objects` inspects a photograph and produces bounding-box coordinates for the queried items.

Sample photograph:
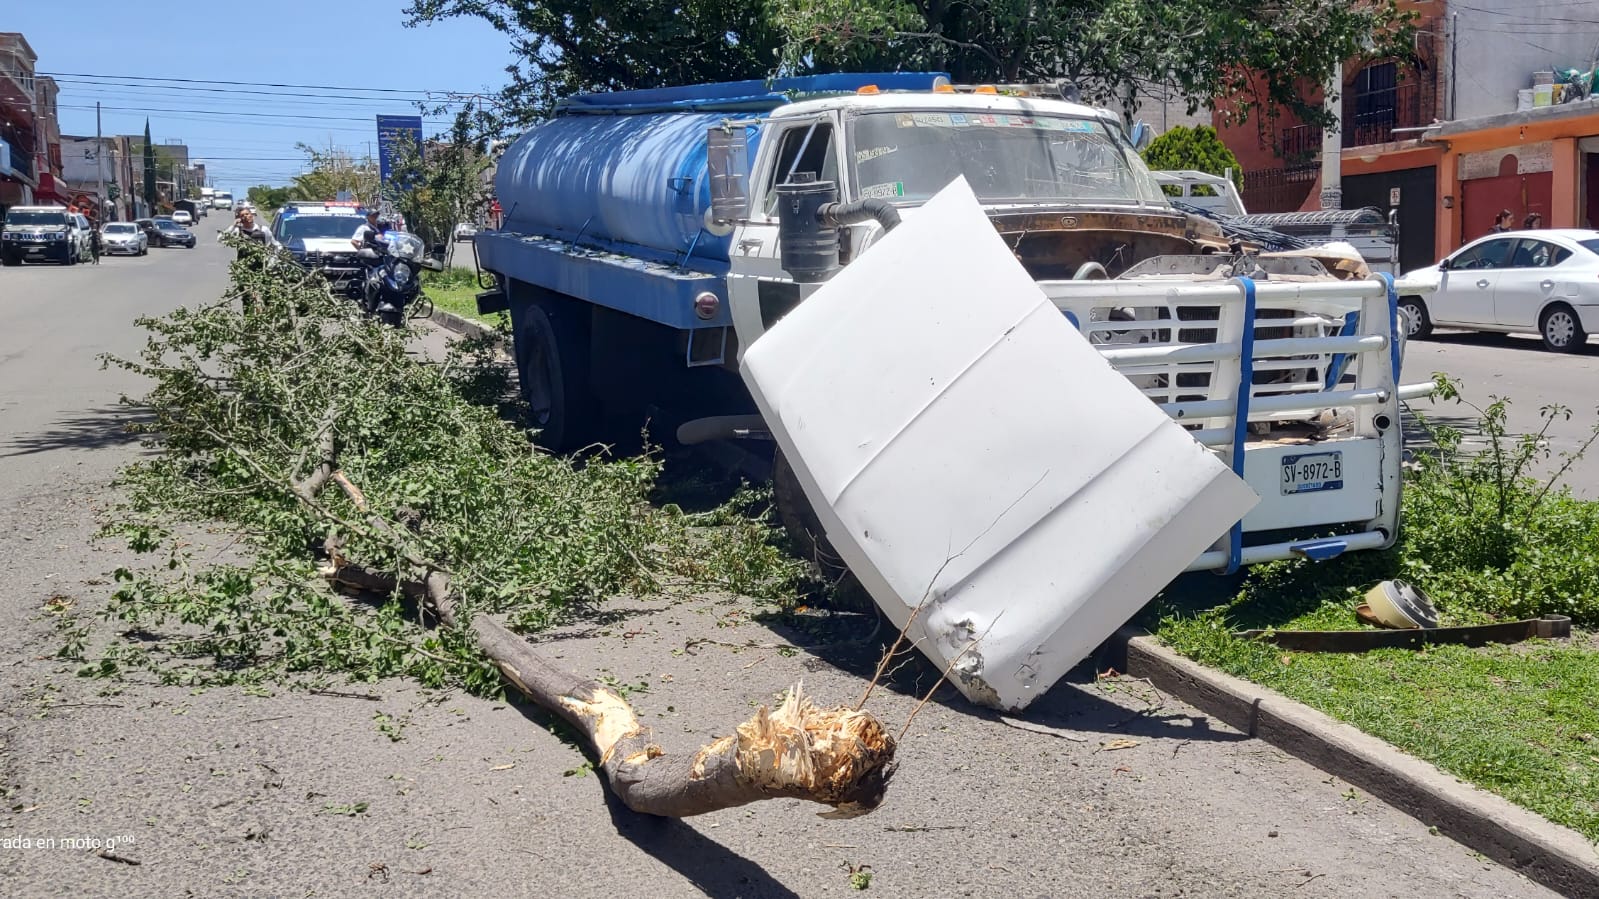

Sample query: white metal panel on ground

[740,178,1260,710]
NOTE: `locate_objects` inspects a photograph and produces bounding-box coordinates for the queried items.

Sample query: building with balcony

[32,74,68,205]
[0,32,40,210]
[1415,0,1599,260]
[1214,0,1599,270]
[1213,1,1446,272]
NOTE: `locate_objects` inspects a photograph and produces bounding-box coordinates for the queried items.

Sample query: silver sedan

[1399,228,1599,352]
[100,222,149,256]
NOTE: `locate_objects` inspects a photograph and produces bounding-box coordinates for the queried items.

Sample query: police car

[272,201,371,291]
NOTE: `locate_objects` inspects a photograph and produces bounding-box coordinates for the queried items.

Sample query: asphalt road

[0,245,1563,897]
[1404,328,1599,498]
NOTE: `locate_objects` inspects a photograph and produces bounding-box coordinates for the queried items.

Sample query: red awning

[34,172,69,204]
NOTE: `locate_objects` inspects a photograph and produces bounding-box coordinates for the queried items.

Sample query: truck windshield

[849,111,1168,206]
[5,212,68,227]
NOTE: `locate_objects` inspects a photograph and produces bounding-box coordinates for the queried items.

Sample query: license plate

[1281,452,1343,495]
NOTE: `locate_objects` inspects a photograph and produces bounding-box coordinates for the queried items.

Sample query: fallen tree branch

[290,405,340,505]
[319,466,897,818]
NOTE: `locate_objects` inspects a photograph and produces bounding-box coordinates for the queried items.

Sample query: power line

[43,75,489,105]
[56,103,455,124]
[35,70,486,97]
[1451,4,1599,26]
[52,86,468,115]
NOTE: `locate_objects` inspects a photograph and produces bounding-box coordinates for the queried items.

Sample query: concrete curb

[427,306,500,343]
[1118,630,1599,897]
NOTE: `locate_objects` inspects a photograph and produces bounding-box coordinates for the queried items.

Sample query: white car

[1399,229,1599,352]
[171,210,194,226]
[101,222,148,256]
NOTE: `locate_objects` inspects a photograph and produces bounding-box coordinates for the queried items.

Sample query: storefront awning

[34,172,69,204]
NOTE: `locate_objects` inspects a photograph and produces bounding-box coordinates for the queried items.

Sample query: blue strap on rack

[1377,271,1401,381]
[1322,312,1359,390]
[1225,276,1258,575]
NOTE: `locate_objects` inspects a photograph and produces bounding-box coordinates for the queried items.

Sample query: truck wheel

[772,448,879,615]
[513,294,593,452]
[1,254,17,266]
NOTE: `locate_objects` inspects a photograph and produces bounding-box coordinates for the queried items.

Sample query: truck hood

[868,201,1227,279]
[742,178,1258,711]
[4,223,66,233]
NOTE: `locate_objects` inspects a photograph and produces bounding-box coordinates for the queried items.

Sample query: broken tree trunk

[316,470,897,818]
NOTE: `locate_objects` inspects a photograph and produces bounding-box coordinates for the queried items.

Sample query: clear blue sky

[7,2,517,195]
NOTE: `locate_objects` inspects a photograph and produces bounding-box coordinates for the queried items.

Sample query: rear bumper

[1184,435,1396,571]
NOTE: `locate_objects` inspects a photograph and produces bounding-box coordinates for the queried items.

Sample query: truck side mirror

[706,125,750,232]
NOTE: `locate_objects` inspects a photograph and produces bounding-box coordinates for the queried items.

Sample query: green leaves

[76,233,801,697]
[1140,126,1243,189]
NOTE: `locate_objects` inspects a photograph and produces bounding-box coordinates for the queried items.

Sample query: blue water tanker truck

[473,72,1427,579]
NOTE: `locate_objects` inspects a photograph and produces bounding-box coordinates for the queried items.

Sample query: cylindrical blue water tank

[495,111,764,268]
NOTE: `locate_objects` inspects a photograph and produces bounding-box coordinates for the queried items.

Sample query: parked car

[453,221,478,241]
[1,205,79,265]
[70,213,95,262]
[171,209,194,226]
[135,218,161,247]
[151,219,198,249]
[1399,229,1599,352]
[101,222,149,256]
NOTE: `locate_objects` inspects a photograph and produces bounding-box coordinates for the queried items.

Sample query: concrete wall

[1450,0,1599,122]
[60,137,115,185]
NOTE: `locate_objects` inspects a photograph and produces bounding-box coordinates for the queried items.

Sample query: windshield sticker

[859,182,906,200]
[856,145,898,163]
[891,112,1104,133]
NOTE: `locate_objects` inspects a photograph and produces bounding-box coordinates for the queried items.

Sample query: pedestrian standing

[1522,212,1542,229]
[1489,209,1513,233]
[89,224,101,265]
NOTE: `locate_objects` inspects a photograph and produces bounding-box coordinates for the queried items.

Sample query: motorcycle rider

[350,209,385,250]
[351,210,400,317]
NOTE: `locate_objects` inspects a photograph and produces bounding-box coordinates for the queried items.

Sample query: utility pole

[1319,62,1344,211]
[95,102,105,222]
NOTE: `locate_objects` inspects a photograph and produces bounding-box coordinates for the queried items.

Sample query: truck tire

[513,292,593,452]
[772,447,879,615]
[1,254,18,266]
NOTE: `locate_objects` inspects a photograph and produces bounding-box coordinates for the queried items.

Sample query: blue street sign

[376,115,423,185]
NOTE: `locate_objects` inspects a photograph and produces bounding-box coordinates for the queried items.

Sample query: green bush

[1399,375,1599,624]
[1140,125,1243,192]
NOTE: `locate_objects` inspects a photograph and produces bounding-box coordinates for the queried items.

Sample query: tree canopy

[406,0,1412,132]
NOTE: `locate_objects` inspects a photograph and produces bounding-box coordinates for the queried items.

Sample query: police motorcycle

[356,225,445,327]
